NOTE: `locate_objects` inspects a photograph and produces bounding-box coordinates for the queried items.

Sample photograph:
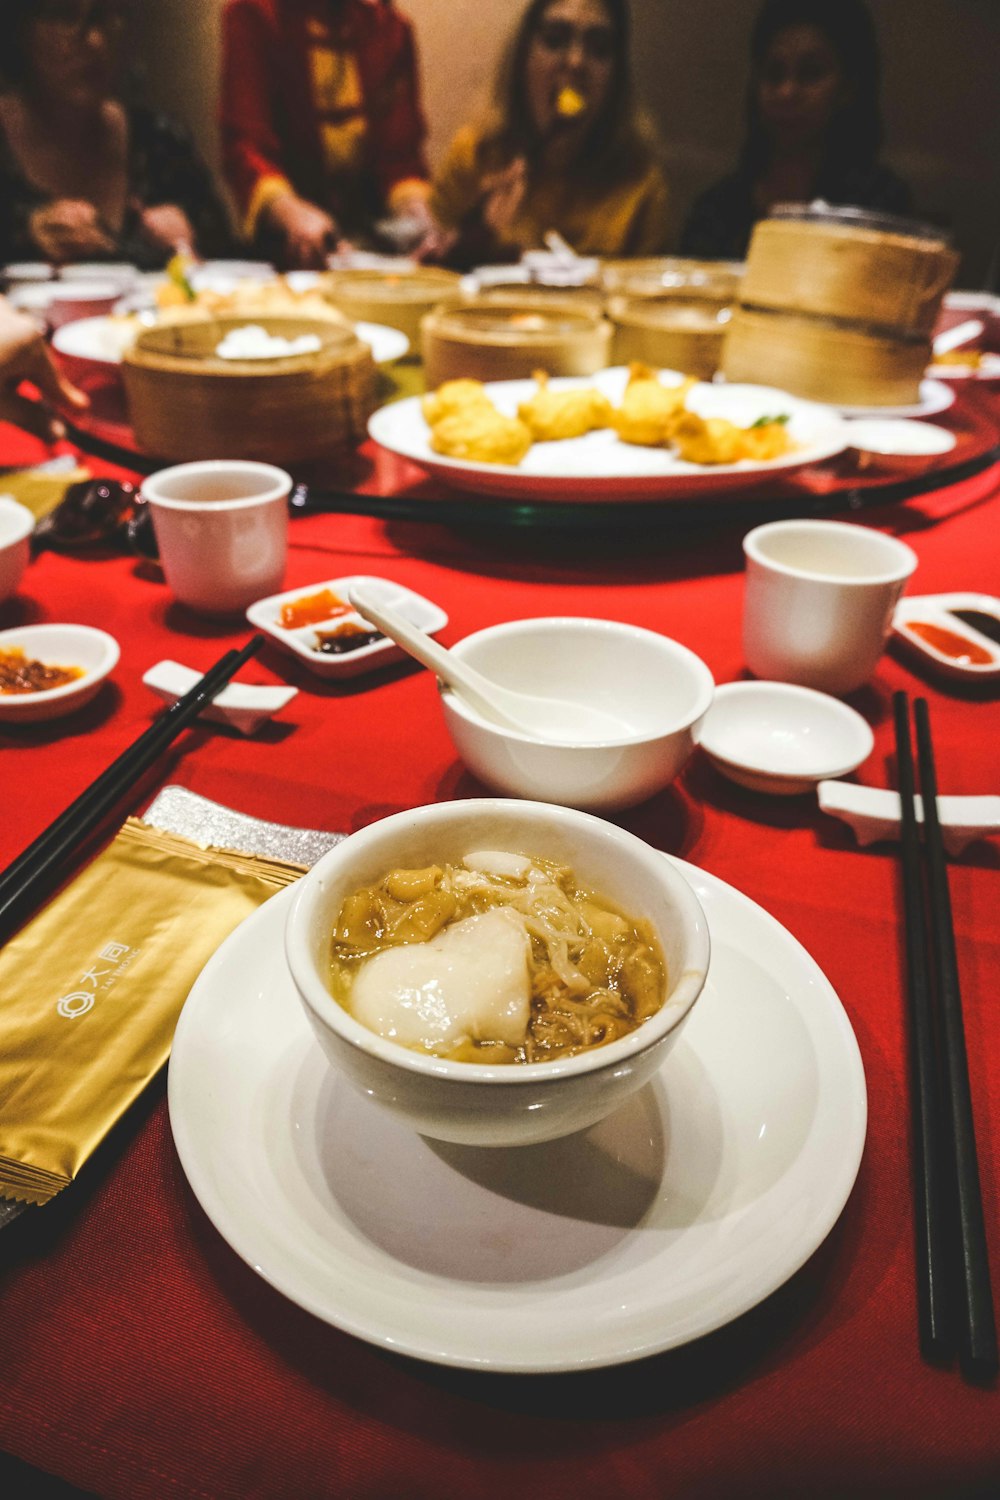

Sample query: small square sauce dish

[246,575,448,679]
[892,592,1000,681]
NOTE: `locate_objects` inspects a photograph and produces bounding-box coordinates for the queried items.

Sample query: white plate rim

[167,856,868,1373]
[835,378,956,419]
[52,314,409,367]
[368,369,849,503]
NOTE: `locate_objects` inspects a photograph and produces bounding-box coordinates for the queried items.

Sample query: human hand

[264,192,338,269]
[29,199,117,263]
[0,297,89,442]
[481,158,527,237]
[139,203,196,256]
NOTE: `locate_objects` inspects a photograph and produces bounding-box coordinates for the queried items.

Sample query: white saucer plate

[52,315,408,368]
[698,681,874,796]
[369,368,850,503]
[834,378,956,420]
[168,861,867,1373]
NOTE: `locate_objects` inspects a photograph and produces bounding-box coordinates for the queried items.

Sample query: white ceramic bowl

[0,623,120,722]
[698,681,874,795]
[846,418,957,470]
[439,618,715,811]
[9,280,122,329]
[285,798,710,1148]
[0,497,34,601]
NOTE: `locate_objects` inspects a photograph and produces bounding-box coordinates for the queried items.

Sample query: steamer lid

[768,201,951,246]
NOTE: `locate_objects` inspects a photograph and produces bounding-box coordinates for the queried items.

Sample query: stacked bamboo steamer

[322,267,461,343]
[603,260,744,379]
[421,297,612,387]
[121,316,377,463]
[721,205,958,406]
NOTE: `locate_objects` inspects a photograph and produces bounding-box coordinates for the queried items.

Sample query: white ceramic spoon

[348,585,630,743]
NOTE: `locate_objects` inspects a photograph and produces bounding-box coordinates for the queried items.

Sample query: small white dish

[698,681,874,795]
[834,379,956,420]
[1,261,53,284]
[246,575,447,679]
[892,592,1000,681]
[142,659,298,736]
[8,279,122,329]
[168,858,866,1372]
[846,418,957,464]
[818,781,1000,856]
[0,496,35,601]
[0,623,119,722]
[353,320,409,364]
[440,617,714,811]
[930,352,1000,381]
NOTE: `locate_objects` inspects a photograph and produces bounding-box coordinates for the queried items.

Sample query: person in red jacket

[220,0,432,267]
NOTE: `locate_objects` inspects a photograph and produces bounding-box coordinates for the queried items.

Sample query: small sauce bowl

[698,681,874,796]
[0,623,120,723]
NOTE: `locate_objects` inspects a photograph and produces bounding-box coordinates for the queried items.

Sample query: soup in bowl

[285,799,710,1147]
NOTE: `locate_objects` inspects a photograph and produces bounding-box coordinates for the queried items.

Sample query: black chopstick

[893,693,953,1360]
[913,697,998,1378]
[0,635,265,938]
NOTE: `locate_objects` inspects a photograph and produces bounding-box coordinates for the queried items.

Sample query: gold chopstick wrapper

[0,818,305,1204]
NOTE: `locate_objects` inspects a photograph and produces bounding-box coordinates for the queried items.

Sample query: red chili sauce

[906,620,995,665]
[314,623,384,655]
[279,588,351,630]
[0,647,84,694]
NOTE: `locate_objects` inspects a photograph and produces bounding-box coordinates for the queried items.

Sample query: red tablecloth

[1,417,999,1499]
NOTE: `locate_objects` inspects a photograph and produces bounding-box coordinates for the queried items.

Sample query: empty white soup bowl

[439,617,715,811]
[285,798,710,1147]
[0,497,34,601]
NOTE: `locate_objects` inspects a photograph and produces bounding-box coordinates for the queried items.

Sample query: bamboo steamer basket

[322,267,462,344]
[121,316,377,463]
[723,206,958,405]
[460,283,607,319]
[741,210,958,334]
[600,257,745,296]
[421,299,612,387]
[608,296,730,380]
[723,303,929,407]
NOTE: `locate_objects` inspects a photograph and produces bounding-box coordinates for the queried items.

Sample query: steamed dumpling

[349,907,531,1052]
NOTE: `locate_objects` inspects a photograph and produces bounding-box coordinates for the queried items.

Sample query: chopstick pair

[893,691,998,1378]
[0,635,265,940]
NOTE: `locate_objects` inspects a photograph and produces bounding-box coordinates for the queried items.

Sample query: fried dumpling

[516,371,614,442]
[612,365,696,447]
[421,378,493,427]
[429,405,534,466]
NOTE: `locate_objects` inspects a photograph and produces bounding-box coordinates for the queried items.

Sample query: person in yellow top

[422,0,668,268]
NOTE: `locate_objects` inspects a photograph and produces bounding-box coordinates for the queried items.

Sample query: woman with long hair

[0,0,232,268]
[425,0,668,267]
[682,0,912,261]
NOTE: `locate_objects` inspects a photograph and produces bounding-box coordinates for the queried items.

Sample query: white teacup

[142,460,291,616]
[742,518,917,695]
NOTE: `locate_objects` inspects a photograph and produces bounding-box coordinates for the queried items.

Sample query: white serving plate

[52,314,408,367]
[142,659,299,736]
[168,860,867,1373]
[892,592,1000,681]
[0,623,119,722]
[246,574,447,679]
[698,681,874,796]
[834,379,955,420]
[369,368,849,503]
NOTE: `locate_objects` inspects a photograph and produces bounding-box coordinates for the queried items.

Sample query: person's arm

[0,297,88,442]
[127,111,236,261]
[367,15,431,222]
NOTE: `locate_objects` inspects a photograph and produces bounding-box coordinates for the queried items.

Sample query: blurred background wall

[132,0,1000,284]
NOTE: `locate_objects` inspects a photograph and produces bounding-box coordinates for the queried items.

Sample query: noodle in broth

[327,851,666,1063]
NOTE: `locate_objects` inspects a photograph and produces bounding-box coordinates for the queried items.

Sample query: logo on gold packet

[56,941,141,1019]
